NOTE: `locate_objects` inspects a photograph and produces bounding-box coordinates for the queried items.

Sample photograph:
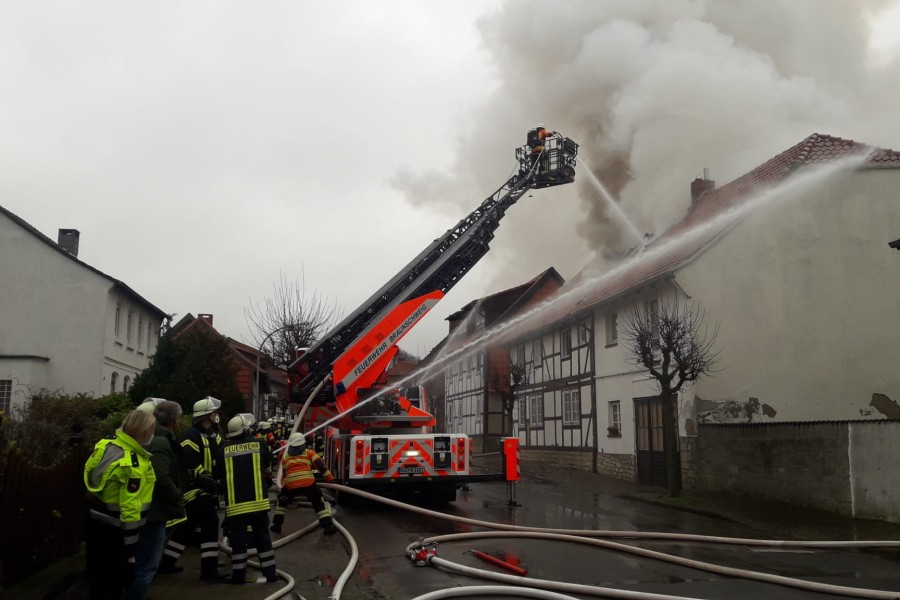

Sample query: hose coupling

[409,538,439,566]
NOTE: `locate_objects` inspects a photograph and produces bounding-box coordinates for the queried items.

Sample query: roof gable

[0,204,168,319]
[434,268,565,354]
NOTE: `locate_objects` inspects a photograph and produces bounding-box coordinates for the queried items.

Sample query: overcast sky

[3,1,900,359]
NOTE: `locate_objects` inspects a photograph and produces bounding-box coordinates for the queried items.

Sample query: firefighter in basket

[270,432,337,535]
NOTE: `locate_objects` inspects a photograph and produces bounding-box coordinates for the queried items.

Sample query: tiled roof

[523,133,900,332]
[425,268,564,358]
[446,267,563,322]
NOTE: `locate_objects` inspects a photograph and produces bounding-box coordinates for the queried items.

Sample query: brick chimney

[690,168,716,206]
[58,229,80,257]
[198,313,214,326]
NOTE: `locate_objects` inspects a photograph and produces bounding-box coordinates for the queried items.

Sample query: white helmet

[258,420,271,430]
[192,396,222,420]
[137,397,166,414]
[227,413,256,438]
[287,432,307,449]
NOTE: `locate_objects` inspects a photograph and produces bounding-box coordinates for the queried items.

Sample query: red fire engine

[287,128,578,501]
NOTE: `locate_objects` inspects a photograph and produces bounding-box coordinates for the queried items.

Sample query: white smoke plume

[393,0,900,288]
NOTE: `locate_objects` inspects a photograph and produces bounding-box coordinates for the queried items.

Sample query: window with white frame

[516,344,525,368]
[147,322,153,351]
[606,312,618,346]
[137,316,144,348]
[517,396,526,427]
[110,372,119,394]
[577,322,590,345]
[0,380,11,412]
[126,309,133,344]
[447,403,454,431]
[532,339,542,369]
[115,303,122,338]
[608,400,622,435]
[560,327,571,359]
[562,389,580,425]
[529,395,544,427]
[123,376,131,392]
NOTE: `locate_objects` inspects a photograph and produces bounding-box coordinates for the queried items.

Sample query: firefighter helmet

[258,420,271,430]
[227,413,256,438]
[287,432,307,449]
[192,396,222,420]
[137,397,166,414]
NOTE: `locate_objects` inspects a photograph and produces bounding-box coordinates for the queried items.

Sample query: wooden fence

[0,440,87,585]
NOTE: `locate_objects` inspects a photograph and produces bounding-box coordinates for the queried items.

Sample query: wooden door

[634,396,666,487]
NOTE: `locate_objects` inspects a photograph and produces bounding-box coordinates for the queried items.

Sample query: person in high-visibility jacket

[270,432,336,535]
[215,413,278,584]
[158,396,225,581]
[83,409,157,600]
[124,399,190,600]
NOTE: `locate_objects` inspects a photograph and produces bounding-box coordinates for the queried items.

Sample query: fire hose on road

[212,479,900,600]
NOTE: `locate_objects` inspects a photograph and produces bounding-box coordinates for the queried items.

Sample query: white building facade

[506,134,900,489]
[0,206,167,412]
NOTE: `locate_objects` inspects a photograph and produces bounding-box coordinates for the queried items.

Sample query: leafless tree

[502,362,528,437]
[621,297,719,495]
[244,270,342,368]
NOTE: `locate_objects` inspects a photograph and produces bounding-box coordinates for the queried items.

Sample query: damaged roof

[526,133,900,331]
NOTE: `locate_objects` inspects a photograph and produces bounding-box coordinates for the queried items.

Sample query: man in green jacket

[125,400,191,600]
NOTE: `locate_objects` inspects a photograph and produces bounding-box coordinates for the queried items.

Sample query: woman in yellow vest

[83,409,157,600]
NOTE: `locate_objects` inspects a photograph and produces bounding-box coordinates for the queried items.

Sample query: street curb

[622,493,744,525]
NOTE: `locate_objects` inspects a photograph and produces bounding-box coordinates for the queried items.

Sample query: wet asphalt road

[145,467,900,600]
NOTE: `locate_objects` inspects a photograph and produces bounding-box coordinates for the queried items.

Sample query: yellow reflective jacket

[84,429,156,554]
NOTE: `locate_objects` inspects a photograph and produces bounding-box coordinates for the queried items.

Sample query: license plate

[398,466,425,474]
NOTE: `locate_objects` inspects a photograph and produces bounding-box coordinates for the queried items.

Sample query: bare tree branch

[244,268,342,368]
[620,295,720,495]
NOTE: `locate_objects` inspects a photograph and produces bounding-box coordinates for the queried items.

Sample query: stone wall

[693,422,853,516]
[520,447,593,472]
[597,451,636,482]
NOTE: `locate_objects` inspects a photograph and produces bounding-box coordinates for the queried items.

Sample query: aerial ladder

[286,128,578,500]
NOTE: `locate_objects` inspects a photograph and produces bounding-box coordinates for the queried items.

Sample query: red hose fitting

[410,538,439,566]
[470,549,528,576]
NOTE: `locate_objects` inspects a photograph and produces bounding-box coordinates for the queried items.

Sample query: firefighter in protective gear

[526,124,554,173]
[158,396,225,581]
[214,413,278,584]
[84,409,157,600]
[271,432,336,535]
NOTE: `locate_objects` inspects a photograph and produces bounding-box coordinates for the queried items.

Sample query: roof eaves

[0,204,168,319]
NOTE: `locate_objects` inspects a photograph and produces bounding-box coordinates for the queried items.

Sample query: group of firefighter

[82,395,336,599]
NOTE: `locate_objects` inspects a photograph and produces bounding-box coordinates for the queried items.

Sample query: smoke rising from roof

[393,0,900,286]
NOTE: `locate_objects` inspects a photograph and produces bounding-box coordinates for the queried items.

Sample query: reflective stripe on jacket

[83,429,155,551]
[180,424,220,503]
[282,449,332,489]
[216,435,270,517]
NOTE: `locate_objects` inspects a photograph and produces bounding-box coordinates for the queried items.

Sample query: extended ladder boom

[289,132,578,401]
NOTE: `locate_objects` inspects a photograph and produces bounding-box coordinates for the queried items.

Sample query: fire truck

[286,128,578,501]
